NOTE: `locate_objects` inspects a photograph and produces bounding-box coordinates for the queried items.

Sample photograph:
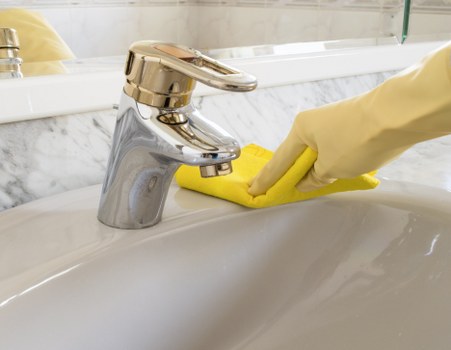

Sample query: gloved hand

[249,42,451,196]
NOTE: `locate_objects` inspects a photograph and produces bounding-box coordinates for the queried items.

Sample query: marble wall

[0,109,115,210]
[2,67,451,212]
[0,70,393,211]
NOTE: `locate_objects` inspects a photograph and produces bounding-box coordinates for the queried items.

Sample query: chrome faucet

[0,28,23,79]
[98,41,257,229]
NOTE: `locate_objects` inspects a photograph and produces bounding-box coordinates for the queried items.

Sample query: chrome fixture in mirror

[0,28,22,79]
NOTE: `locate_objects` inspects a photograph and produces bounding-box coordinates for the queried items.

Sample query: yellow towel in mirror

[0,8,75,66]
[175,144,379,208]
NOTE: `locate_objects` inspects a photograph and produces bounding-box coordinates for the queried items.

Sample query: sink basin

[1,180,451,349]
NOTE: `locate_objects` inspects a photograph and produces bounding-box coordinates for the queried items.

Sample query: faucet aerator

[200,162,233,178]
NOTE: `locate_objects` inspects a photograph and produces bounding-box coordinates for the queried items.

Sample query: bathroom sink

[1,180,451,349]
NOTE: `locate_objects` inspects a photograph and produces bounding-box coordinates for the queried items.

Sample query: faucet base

[98,151,180,229]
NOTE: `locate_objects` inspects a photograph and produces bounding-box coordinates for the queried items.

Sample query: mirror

[0,0,451,78]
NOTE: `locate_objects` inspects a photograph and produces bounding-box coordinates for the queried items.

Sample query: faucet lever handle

[124,41,257,108]
[153,43,257,92]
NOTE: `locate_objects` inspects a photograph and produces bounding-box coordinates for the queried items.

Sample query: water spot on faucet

[148,176,158,192]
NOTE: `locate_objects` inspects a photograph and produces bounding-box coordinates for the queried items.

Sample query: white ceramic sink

[1,180,451,349]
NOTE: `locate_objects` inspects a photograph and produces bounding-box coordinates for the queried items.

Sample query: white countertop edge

[0,71,124,124]
[0,40,447,124]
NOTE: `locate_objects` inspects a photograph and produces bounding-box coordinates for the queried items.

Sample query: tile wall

[1,0,450,57]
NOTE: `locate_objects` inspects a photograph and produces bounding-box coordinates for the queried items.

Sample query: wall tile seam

[2,0,451,13]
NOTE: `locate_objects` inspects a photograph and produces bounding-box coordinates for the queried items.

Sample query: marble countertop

[377,135,451,192]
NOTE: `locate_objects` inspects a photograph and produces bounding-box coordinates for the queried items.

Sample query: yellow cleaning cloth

[175,144,379,208]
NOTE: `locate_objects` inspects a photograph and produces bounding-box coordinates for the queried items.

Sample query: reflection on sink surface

[1,180,451,349]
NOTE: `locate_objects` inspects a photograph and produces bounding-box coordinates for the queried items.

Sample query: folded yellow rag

[175,144,380,208]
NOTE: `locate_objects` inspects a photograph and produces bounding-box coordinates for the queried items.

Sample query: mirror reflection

[0,27,23,78]
[1,0,451,78]
[0,8,75,77]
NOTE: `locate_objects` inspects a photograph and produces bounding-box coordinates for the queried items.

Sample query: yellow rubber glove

[0,8,75,63]
[249,41,451,195]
